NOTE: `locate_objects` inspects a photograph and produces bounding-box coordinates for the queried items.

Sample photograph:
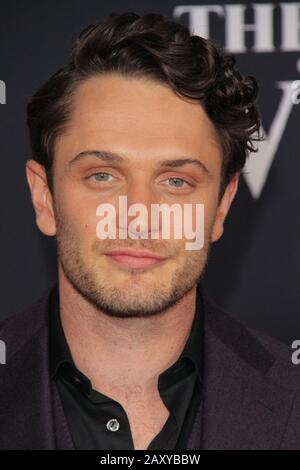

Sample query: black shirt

[49,282,204,450]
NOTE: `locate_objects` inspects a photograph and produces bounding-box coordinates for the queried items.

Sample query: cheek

[203,189,220,228]
[184,198,217,240]
[57,187,100,231]
[54,203,99,255]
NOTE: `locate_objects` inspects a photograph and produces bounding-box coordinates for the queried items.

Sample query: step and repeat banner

[0,1,299,344]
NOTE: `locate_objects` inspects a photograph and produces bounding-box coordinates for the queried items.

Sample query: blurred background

[0,0,299,345]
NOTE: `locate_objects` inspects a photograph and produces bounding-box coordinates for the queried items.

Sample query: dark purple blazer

[0,283,299,450]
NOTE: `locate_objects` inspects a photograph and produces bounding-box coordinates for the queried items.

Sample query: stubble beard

[54,203,212,319]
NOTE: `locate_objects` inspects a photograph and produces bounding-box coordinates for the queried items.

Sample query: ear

[211,172,240,243]
[26,159,57,236]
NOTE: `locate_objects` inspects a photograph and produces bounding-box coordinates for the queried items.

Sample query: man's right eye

[88,172,114,183]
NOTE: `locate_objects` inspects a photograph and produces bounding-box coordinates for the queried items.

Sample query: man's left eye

[166,177,191,188]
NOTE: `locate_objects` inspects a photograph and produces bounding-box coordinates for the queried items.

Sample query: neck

[58,268,197,399]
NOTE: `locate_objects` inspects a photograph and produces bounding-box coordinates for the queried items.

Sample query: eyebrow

[68,150,210,175]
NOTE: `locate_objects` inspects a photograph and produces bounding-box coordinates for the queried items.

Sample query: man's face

[27,74,239,318]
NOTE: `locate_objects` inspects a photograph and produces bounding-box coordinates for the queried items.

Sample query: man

[0,11,299,450]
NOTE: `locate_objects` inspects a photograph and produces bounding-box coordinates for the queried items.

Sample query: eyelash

[88,172,192,189]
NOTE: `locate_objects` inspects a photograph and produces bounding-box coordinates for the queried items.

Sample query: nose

[118,180,160,239]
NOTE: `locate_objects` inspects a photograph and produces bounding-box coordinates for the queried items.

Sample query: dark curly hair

[26,11,262,201]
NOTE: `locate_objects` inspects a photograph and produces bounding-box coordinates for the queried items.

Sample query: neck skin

[57,264,198,401]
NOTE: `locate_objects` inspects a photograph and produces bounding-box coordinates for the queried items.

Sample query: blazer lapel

[197,285,296,449]
[0,285,61,449]
[51,379,75,449]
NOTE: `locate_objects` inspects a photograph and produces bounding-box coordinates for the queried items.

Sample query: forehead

[55,73,222,169]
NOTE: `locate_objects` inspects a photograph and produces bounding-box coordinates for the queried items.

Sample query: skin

[26,73,239,449]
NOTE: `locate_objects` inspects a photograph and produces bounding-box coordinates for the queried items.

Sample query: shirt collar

[49,281,204,385]
[49,283,73,380]
[180,280,204,379]
[158,281,204,388]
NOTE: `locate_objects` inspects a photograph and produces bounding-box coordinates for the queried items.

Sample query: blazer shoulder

[200,284,300,390]
[248,326,293,361]
[247,325,300,388]
[0,284,55,361]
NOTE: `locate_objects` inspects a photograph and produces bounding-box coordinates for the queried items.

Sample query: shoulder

[0,284,55,361]
[199,283,300,391]
[247,325,300,388]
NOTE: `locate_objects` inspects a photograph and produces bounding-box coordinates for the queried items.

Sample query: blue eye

[167,177,189,188]
[90,172,113,182]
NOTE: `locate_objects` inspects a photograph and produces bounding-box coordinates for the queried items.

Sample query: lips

[104,248,167,269]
